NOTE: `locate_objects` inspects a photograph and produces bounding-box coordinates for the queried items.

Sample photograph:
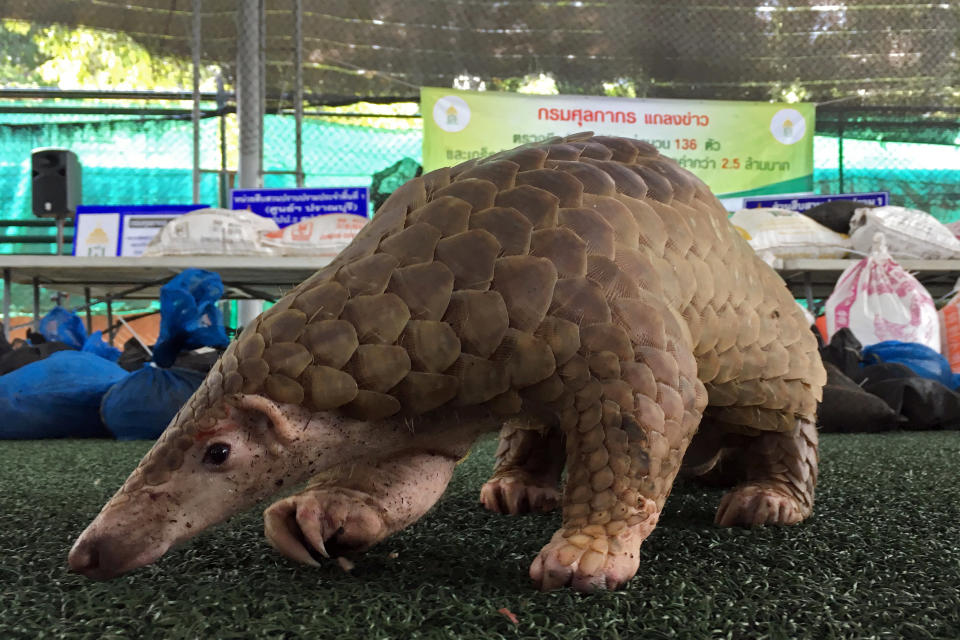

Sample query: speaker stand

[55,215,66,256]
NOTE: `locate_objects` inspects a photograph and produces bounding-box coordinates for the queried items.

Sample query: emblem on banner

[770,108,806,145]
[433,95,471,133]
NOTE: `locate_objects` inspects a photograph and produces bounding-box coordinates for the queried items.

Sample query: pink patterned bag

[825,233,940,352]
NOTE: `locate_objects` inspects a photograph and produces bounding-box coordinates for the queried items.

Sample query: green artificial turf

[2,432,960,639]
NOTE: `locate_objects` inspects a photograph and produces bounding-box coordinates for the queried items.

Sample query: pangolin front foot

[264,488,386,565]
[529,521,655,592]
[715,483,809,527]
[479,470,560,514]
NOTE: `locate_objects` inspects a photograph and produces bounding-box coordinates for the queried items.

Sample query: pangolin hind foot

[479,419,564,514]
[714,418,818,527]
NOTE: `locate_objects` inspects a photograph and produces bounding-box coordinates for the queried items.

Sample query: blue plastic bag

[152,268,229,367]
[100,364,206,440]
[862,341,960,390]
[0,351,128,438]
[38,306,86,349]
[81,330,122,362]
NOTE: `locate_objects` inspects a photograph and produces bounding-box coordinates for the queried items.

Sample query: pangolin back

[185,132,824,451]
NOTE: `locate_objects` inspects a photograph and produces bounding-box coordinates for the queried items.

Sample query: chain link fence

[815,106,960,221]
[2,96,958,253]
[3,1,958,106]
[0,94,425,253]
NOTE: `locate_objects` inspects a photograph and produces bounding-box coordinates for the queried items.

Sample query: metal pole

[105,297,114,345]
[837,108,845,194]
[192,0,202,203]
[217,73,228,207]
[294,0,304,187]
[32,277,40,323]
[237,0,262,191]
[237,0,265,328]
[258,0,266,182]
[55,216,65,255]
[2,268,11,337]
[84,286,93,333]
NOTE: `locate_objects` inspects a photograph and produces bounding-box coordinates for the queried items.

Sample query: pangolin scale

[70,133,826,591]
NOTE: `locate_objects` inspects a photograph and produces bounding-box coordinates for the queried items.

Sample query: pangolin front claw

[263,488,386,566]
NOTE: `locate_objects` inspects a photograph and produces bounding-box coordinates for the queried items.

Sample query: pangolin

[69,133,825,591]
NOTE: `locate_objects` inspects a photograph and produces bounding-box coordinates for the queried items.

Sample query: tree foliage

[0,20,216,91]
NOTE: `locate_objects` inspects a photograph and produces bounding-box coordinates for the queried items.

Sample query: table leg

[84,287,93,334]
[33,277,40,325]
[2,268,10,337]
[106,297,114,345]
[56,216,65,256]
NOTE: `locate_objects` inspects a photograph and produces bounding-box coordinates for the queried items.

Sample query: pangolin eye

[202,443,231,466]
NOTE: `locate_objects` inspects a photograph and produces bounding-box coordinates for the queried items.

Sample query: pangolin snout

[68,531,167,580]
[68,536,115,580]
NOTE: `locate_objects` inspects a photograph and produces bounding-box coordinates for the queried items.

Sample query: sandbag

[81,330,121,362]
[38,306,86,349]
[259,213,368,257]
[0,351,127,438]
[0,341,75,375]
[729,207,849,260]
[861,377,960,430]
[152,268,230,367]
[862,341,960,390]
[142,208,279,256]
[825,234,939,352]
[100,365,206,440]
[817,362,903,433]
[856,361,918,384]
[849,205,960,260]
[800,200,875,235]
[819,328,864,379]
[118,338,223,373]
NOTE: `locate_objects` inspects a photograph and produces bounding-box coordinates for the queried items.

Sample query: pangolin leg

[529,333,706,591]
[264,451,458,564]
[714,418,818,527]
[479,418,564,515]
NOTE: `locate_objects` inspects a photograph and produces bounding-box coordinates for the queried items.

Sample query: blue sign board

[742,191,889,212]
[73,204,209,257]
[230,187,369,228]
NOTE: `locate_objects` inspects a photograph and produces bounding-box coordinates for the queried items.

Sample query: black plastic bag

[861,377,960,430]
[819,328,864,379]
[817,362,904,433]
[0,340,75,375]
[118,337,223,374]
[800,200,874,235]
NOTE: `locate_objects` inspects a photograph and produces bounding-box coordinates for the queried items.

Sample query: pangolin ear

[230,393,309,444]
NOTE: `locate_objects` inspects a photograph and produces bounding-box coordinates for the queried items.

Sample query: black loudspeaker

[31,148,82,217]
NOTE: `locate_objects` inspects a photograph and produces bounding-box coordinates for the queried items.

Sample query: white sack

[848,205,960,260]
[258,213,368,256]
[143,208,278,256]
[825,233,940,352]
[729,208,849,259]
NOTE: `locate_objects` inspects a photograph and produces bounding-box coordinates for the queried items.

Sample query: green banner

[421,87,814,199]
